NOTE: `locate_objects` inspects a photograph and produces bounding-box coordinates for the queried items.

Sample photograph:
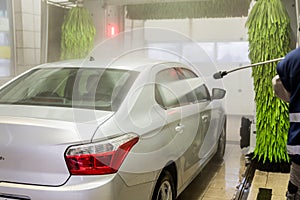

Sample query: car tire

[215,122,226,160]
[152,170,176,200]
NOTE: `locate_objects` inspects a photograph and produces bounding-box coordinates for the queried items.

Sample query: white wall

[126,17,255,116]
[14,0,41,74]
[84,0,106,44]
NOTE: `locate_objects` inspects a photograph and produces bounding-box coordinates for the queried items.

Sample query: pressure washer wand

[213,57,284,79]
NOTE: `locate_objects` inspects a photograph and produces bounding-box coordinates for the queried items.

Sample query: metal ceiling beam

[47,0,211,7]
[104,0,210,6]
[47,0,76,8]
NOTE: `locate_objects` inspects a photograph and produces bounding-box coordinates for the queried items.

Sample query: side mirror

[212,88,226,100]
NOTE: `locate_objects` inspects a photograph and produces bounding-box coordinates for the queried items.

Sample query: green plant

[60,5,96,60]
[246,0,290,163]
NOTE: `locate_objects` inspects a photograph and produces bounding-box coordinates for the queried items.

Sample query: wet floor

[177,114,291,200]
[177,115,248,200]
[177,142,246,200]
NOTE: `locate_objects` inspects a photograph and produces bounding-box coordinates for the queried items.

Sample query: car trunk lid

[0,105,113,186]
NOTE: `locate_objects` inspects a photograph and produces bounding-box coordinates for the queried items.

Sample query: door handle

[175,124,185,133]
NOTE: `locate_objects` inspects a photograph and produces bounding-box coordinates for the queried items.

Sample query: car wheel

[152,170,175,200]
[216,123,226,159]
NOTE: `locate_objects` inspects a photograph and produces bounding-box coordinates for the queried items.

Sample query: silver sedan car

[0,57,226,200]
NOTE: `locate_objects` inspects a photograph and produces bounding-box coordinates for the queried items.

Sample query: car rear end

[0,106,143,200]
[0,64,152,200]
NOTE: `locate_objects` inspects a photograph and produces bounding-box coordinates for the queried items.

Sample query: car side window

[178,67,196,79]
[194,85,211,102]
[155,68,181,109]
[177,68,211,102]
[155,67,211,109]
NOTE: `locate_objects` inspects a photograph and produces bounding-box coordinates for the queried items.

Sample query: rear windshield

[0,68,138,111]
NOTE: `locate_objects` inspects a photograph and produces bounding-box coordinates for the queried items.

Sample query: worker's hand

[272,75,290,103]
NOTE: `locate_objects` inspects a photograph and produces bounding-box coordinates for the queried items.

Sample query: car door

[174,68,213,184]
[154,64,212,186]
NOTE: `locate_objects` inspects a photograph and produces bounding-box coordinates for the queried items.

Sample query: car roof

[36,56,188,72]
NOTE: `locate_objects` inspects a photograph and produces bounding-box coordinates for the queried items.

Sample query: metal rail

[234,156,256,200]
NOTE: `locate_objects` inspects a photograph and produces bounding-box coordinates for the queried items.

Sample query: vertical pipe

[295,0,300,47]
[9,0,16,76]
[40,0,49,63]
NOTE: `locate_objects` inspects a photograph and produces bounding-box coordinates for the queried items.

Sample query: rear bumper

[0,174,153,200]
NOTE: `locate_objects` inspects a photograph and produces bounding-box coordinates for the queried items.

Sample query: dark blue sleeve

[276,57,291,92]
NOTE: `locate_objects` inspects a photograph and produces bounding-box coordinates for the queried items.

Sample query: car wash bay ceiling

[47,0,251,18]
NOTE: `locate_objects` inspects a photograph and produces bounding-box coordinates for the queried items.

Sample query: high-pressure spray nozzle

[213,71,227,79]
[213,57,284,79]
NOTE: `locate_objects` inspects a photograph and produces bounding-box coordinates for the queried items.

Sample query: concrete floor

[247,170,289,200]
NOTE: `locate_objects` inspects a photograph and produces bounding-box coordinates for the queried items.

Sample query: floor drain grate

[256,188,272,200]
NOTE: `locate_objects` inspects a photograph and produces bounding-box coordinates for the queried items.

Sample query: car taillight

[65,133,139,175]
